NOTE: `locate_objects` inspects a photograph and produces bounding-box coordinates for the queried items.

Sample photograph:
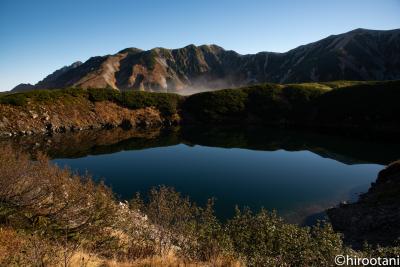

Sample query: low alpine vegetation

[0,88,182,116]
[0,146,399,266]
[1,80,399,134]
[183,80,400,133]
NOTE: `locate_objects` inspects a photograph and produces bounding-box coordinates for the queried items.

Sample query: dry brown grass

[0,227,25,264]
[0,146,242,266]
[68,252,243,267]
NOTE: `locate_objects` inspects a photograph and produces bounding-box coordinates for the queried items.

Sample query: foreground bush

[0,146,234,266]
[0,146,118,266]
[227,208,347,266]
[0,147,116,234]
[0,146,399,266]
[130,187,233,263]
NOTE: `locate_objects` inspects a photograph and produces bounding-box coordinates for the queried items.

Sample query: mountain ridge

[12,28,400,93]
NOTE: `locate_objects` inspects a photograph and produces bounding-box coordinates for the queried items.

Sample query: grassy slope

[1,80,399,133]
[183,80,400,133]
[0,88,182,116]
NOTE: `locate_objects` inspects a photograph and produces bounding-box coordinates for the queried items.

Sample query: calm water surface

[35,126,396,224]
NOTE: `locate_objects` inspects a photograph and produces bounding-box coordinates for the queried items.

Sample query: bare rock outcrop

[327,160,400,247]
[0,99,179,136]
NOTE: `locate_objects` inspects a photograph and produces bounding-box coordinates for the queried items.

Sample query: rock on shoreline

[0,99,180,137]
[327,160,400,247]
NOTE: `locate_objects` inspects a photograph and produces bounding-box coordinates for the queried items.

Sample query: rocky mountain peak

[12,28,400,93]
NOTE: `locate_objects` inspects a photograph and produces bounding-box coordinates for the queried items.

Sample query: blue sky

[0,0,399,91]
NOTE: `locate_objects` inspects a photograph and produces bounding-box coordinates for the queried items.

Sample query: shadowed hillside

[183,80,400,135]
[2,80,400,137]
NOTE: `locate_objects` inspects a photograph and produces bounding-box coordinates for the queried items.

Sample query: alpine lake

[4,125,399,225]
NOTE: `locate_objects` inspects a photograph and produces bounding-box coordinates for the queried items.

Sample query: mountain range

[13,28,400,93]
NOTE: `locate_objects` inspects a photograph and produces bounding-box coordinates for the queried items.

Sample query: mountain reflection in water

[2,126,399,224]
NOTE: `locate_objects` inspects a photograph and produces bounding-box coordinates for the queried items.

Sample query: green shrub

[118,91,181,116]
[88,88,120,102]
[183,88,248,122]
[0,146,117,241]
[183,80,400,129]
[0,87,181,116]
[28,90,52,101]
[321,80,368,89]
[0,93,27,106]
[63,87,88,97]
[130,186,199,256]
[184,83,327,124]
[227,208,346,266]
[245,85,290,122]
[314,80,400,126]
[23,89,64,102]
[0,88,89,106]
[130,186,232,262]
[284,82,332,90]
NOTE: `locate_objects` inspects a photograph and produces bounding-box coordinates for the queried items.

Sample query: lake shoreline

[1,80,400,139]
[2,124,395,225]
[1,81,399,252]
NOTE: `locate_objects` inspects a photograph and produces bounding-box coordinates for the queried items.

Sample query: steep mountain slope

[13,28,400,93]
[11,83,35,92]
[267,28,400,82]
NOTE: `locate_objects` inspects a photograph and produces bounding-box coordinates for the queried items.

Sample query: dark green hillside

[1,80,400,135]
[182,83,329,124]
[313,80,400,130]
[183,80,400,134]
